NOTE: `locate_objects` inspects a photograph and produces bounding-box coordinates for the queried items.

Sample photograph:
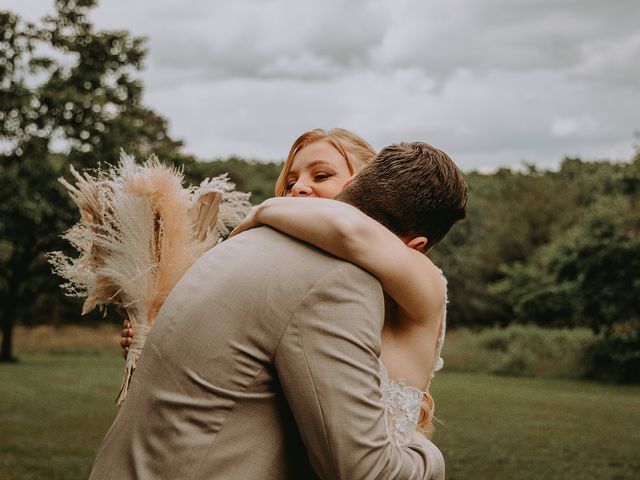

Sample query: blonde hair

[275,128,376,197]
[418,392,436,438]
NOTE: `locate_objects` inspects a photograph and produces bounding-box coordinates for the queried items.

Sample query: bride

[120,128,468,444]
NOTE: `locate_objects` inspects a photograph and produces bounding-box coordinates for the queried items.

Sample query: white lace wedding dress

[379,271,447,445]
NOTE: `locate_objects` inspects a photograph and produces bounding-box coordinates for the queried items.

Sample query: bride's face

[284,141,353,198]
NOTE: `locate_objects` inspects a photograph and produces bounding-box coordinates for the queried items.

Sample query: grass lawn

[431,372,640,479]
[1,351,639,479]
[0,352,122,480]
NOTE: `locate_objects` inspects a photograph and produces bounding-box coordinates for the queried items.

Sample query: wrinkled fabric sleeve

[274,263,445,480]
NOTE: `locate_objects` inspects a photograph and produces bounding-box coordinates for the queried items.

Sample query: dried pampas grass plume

[49,151,252,405]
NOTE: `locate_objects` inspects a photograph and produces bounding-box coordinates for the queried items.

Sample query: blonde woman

[121,129,467,443]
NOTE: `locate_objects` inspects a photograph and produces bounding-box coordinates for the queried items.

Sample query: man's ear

[405,236,428,253]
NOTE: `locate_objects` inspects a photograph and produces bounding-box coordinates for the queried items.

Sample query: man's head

[337,142,468,251]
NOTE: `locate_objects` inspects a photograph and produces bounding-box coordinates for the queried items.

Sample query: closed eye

[285,179,297,190]
[314,172,332,181]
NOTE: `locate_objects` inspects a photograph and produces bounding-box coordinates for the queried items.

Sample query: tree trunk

[0,304,17,362]
[0,276,20,363]
[1,251,30,363]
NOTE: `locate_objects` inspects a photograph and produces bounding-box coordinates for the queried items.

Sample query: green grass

[431,372,640,479]
[0,353,122,480]
[1,353,639,480]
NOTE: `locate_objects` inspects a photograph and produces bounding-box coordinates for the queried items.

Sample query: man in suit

[90,142,467,479]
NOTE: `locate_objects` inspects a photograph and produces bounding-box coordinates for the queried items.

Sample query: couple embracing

[91,129,468,479]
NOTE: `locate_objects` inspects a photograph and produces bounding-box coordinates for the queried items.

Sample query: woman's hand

[120,319,134,359]
[229,204,264,238]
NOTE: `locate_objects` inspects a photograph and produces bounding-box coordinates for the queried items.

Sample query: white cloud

[370,0,639,80]
[551,116,599,138]
[571,33,640,88]
[3,0,639,171]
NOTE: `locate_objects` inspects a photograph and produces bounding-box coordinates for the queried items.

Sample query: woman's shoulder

[404,251,448,313]
[422,254,447,283]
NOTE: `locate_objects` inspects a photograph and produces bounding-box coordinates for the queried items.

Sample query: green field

[1,352,639,480]
[430,372,640,479]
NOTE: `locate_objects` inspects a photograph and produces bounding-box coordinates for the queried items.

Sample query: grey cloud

[143,0,386,80]
[5,0,639,171]
[569,33,640,88]
[9,0,639,87]
[370,0,640,85]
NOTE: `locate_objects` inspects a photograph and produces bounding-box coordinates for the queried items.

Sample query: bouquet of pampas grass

[49,152,252,405]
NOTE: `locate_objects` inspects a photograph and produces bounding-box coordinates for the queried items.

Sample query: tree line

[431,158,640,381]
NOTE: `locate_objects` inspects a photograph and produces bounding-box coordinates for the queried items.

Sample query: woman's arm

[231,197,445,325]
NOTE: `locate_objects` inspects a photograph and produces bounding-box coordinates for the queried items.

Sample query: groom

[90,142,467,480]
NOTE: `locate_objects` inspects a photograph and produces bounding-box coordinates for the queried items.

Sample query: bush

[13,325,120,355]
[583,325,640,383]
[443,325,596,378]
[492,349,537,376]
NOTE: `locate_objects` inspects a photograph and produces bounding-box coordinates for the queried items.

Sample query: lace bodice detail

[379,268,448,445]
[379,361,423,444]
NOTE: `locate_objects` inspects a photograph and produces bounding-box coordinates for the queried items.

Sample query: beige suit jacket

[90,227,445,479]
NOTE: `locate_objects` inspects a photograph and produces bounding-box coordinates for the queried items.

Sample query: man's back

[90,227,379,478]
[90,227,444,479]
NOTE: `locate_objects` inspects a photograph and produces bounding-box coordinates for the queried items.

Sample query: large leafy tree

[431,153,640,331]
[490,155,640,330]
[431,165,582,328]
[0,0,188,361]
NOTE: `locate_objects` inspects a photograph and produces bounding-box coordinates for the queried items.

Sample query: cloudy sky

[6,0,640,170]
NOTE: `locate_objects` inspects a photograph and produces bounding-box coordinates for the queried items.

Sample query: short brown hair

[274,128,376,197]
[338,142,468,249]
